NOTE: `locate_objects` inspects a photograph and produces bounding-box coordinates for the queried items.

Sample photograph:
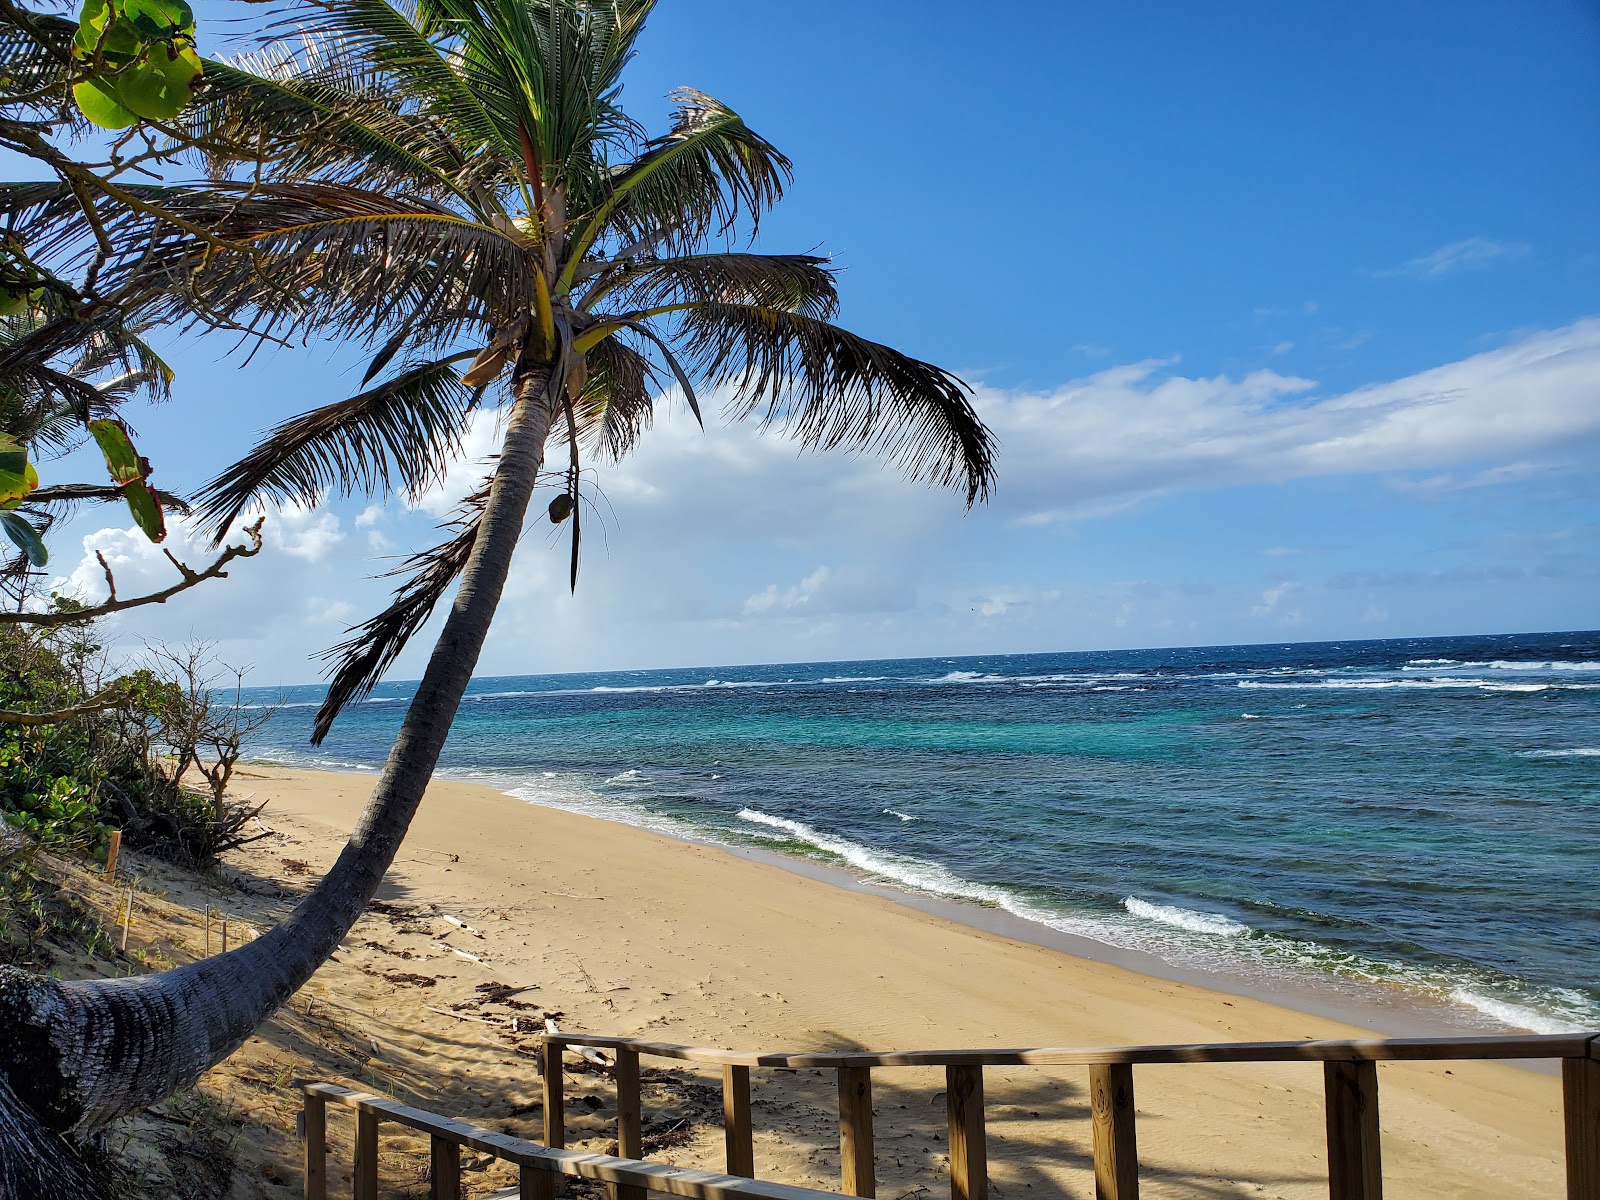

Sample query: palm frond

[557,332,655,459]
[193,356,481,543]
[565,89,791,279]
[583,252,838,320]
[311,482,488,742]
[279,0,512,160]
[23,483,192,517]
[179,51,485,204]
[675,304,996,506]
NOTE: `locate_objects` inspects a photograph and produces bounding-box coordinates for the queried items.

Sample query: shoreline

[231,763,1568,1196]
[281,759,1576,1058]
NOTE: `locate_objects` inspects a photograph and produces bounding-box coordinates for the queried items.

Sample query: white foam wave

[1449,987,1591,1035]
[606,769,646,784]
[1236,677,1596,693]
[1125,897,1250,937]
[883,808,917,822]
[1517,748,1600,759]
[821,676,889,684]
[1485,660,1600,672]
[1240,713,1266,720]
[735,808,1015,906]
[590,678,794,695]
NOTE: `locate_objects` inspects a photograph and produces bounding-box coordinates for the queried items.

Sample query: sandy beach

[208,764,1567,1199]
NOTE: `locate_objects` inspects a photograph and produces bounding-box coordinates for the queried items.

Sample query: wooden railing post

[612,1046,646,1200]
[542,1037,567,1198]
[521,1162,555,1200]
[1090,1063,1139,1200]
[945,1065,987,1200]
[1566,1053,1600,1200]
[354,1108,379,1200]
[542,1037,566,1149]
[838,1064,875,1197]
[1324,1060,1382,1200]
[302,1091,326,1200]
[430,1135,461,1200]
[724,1064,756,1177]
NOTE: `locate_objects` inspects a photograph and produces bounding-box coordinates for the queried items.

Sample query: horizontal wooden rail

[551,1031,1595,1069]
[302,1084,838,1200]
[536,1030,1600,1200]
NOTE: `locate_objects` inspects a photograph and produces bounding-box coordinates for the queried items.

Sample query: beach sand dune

[228,766,1564,1199]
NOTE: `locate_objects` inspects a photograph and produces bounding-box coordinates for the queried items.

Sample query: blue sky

[35,0,1600,683]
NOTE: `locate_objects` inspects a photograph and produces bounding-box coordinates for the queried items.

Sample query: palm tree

[0,0,996,1179]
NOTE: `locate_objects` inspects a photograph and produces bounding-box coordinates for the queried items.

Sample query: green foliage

[71,0,202,129]
[0,620,265,866]
[87,418,166,541]
[0,434,46,566]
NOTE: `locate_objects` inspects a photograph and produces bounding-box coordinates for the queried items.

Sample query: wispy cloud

[1378,236,1531,279]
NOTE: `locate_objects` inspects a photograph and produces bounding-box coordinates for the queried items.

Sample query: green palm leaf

[193,356,481,542]
[675,304,997,507]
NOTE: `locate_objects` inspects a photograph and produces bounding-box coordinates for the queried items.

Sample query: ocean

[244,630,1600,1036]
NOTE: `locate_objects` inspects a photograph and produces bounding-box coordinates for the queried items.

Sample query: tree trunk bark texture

[0,382,554,1181]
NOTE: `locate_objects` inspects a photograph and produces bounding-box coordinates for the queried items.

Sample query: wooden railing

[301,1082,841,1200]
[541,1031,1600,1200]
[301,1031,1599,1200]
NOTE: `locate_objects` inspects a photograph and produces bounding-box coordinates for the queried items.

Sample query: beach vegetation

[0,611,275,865]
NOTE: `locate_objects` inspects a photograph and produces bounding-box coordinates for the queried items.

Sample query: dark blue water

[246,631,1600,1033]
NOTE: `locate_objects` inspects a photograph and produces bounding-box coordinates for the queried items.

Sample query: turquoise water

[246,631,1600,1034]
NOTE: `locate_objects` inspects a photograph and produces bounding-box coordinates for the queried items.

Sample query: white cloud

[1379,236,1531,279]
[273,504,345,561]
[744,567,829,615]
[977,320,1600,520]
[42,319,1600,680]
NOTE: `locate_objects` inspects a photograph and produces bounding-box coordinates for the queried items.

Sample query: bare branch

[0,518,265,628]
[0,684,132,727]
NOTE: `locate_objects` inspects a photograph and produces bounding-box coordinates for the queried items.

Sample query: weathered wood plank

[431,1134,461,1200]
[1567,1055,1600,1200]
[724,1064,756,1178]
[1090,1063,1138,1200]
[838,1064,875,1197]
[543,1038,567,1149]
[522,1162,556,1200]
[613,1046,646,1200]
[302,1092,326,1200]
[354,1107,379,1200]
[1324,1060,1382,1200]
[308,1085,839,1200]
[945,1064,987,1200]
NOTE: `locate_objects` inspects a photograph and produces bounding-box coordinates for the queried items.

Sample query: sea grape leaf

[113,43,201,121]
[88,418,142,482]
[0,436,38,507]
[87,419,166,542]
[120,0,195,37]
[0,511,47,567]
[119,478,166,542]
[73,76,139,128]
[72,0,202,128]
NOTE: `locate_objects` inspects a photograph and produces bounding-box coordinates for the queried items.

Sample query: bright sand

[237,765,1568,1198]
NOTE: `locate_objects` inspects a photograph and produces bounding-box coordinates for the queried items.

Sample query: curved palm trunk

[0,379,553,1170]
